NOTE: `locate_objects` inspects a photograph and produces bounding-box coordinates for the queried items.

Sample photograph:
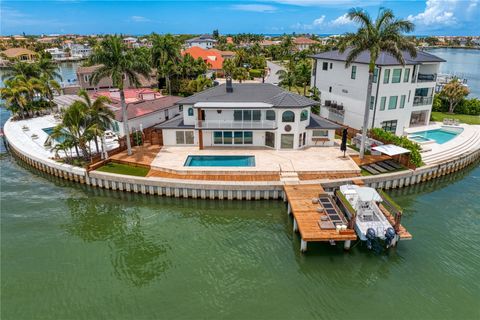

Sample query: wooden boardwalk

[284,184,357,252]
[379,204,413,240]
[148,169,280,181]
[110,144,161,167]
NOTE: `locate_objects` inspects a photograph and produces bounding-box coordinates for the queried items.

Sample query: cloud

[291,13,353,30]
[130,15,150,23]
[330,13,353,26]
[313,15,326,25]
[268,0,379,6]
[231,4,278,12]
[407,0,458,26]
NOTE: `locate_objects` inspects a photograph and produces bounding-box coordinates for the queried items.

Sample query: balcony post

[198,108,203,150]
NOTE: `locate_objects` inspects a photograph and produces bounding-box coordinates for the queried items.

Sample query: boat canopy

[356,187,383,202]
[372,144,410,156]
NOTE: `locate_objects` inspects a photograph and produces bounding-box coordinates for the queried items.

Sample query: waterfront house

[157,80,340,149]
[185,34,217,49]
[311,49,445,135]
[0,48,37,62]
[45,48,66,60]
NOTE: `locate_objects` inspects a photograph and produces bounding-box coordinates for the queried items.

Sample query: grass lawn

[431,112,480,125]
[96,162,149,177]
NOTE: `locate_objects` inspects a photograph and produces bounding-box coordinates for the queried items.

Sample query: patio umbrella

[340,128,347,157]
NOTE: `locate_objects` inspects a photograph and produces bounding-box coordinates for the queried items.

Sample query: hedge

[369,128,423,167]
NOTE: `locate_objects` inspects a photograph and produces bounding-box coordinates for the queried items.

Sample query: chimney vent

[226,77,233,93]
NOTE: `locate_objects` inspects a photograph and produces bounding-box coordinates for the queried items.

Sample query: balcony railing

[416,73,437,83]
[195,120,277,130]
[413,96,433,106]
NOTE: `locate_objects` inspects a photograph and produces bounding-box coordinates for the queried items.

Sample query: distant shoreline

[422,46,480,50]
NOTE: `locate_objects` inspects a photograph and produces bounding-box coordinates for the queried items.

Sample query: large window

[383,69,390,84]
[351,66,357,79]
[373,68,379,83]
[188,108,194,116]
[312,130,328,137]
[392,69,402,83]
[281,134,294,149]
[322,62,328,70]
[300,110,309,121]
[388,96,398,110]
[176,131,194,144]
[266,110,276,121]
[403,68,410,82]
[370,96,375,110]
[282,111,295,122]
[213,131,253,145]
[380,97,386,111]
[400,95,406,109]
[381,120,397,133]
[233,110,261,121]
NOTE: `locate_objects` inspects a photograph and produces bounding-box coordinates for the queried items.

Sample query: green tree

[222,58,236,77]
[88,35,151,155]
[294,59,311,96]
[440,79,470,113]
[338,8,416,159]
[151,33,182,95]
[233,67,249,83]
[0,78,28,119]
[187,75,213,93]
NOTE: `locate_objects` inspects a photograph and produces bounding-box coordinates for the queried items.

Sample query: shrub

[249,69,264,78]
[369,128,423,167]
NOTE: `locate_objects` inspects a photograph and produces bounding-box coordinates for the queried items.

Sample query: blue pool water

[42,127,66,143]
[409,128,462,144]
[184,155,255,167]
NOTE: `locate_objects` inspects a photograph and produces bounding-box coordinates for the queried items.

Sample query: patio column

[198,108,203,150]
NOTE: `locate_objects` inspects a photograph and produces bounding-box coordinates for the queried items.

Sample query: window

[322,62,328,70]
[312,130,328,137]
[373,68,379,83]
[383,69,390,84]
[83,74,90,82]
[223,131,232,144]
[253,110,261,121]
[281,134,294,149]
[351,66,357,79]
[234,131,243,144]
[388,96,398,109]
[329,63,333,69]
[408,90,411,102]
[380,97,386,111]
[392,69,402,83]
[300,110,308,121]
[176,131,194,144]
[244,132,253,144]
[179,105,183,112]
[266,110,276,121]
[400,95,406,108]
[404,68,410,82]
[188,108,194,116]
[234,110,242,121]
[213,131,222,144]
[381,120,397,133]
[370,96,375,110]
[329,86,332,93]
[213,131,252,145]
[282,111,295,122]
[234,110,261,121]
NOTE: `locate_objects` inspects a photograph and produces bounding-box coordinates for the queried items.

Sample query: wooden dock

[283,184,357,252]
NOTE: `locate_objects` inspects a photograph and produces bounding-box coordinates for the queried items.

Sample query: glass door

[265,132,275,148]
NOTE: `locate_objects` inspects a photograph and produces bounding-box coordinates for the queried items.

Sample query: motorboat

[339,185,398,249]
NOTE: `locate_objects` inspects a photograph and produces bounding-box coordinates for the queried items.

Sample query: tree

[187,76,213,93]
[37,56,62,81]
[1,61,40,81]
[222,58,236,77]
[151,33,182,95]
[440,79,470,113]
[0,78,28,119]
[233,67,249,83]
[294,59,311,96]
[337,8,416,159]
[88,35,151,155]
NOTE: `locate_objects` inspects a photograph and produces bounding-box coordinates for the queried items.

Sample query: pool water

[42,127,66,143]
[409,128,462,144]
[184,155,255,167]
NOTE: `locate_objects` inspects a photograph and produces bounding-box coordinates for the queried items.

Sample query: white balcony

[195,120,277,130]
[413,96,433,106]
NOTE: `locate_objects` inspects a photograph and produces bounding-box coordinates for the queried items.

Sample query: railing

[413,96,433,106]
[416,73,437,82]
[195,120,277,130]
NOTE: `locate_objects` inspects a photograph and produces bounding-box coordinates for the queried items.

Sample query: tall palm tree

[37,56,62,81]
[338,8,416,159]
[0,79,28,119]
[88,35,151,155]
[1,61,40,81]
[295,60,311,96]
[150,33,181,95]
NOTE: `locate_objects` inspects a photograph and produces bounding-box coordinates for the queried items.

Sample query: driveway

[265,61,284,85]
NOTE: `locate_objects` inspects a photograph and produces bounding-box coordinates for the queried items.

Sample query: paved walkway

[265,61,284,85]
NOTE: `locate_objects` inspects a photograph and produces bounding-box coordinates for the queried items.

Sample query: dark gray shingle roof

[155,116,194,129]
[311,49,445,66]
[306,113,342,130]
[186,34,217,43]
[177,83,320,108]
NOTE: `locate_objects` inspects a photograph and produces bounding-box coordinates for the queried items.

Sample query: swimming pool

[184,155,255,167]
[408,127,463,144]
[42,127,66,143]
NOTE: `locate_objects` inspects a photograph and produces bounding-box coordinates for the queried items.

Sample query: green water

[1,150,479,319]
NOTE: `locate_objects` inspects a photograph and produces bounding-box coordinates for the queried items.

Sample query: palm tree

[88,35,151,155]
[37,56,62,81]
[233,67,249,83]
[38,75,62,108]
[150,33,181,94]
[294,60,311,96]
[338,8,416,159]
[187,76,213,93]
[222,58,236,78]
[0,79,28,119]
[1,61,40,81]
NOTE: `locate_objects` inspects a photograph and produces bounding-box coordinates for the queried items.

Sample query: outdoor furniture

[22,125,29,131]
[454,119,460,126]
[31,134,39,140]
[384,160,402,169]
[361,165,380,175]
[369,163,388,173]
[376,161,396,171]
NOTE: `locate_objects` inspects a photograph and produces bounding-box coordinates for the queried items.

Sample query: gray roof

[177,83,320,108]
[154,116,194,129]
[307,113,342,130]
[186,34,217,43]
[311,49,445,66]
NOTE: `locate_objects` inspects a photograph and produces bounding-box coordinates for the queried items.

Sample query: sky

[1,0,479,36]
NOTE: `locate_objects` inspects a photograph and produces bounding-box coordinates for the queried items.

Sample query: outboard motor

[385,227,397,248]
[366,228,376,250]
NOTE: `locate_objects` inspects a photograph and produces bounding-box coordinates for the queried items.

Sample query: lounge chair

[454,119,460,126]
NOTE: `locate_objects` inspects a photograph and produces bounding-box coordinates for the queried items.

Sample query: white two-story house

[311,49,445,136]
[156,81,341,150]
[185,34,217,49]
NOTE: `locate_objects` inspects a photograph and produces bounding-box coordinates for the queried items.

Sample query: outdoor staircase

[422,129,480,165]
[280,171,300,184]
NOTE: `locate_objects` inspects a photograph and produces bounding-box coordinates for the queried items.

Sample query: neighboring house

[45,48,66,60]
[311,49,445,136]
[77,65,156,90]
[294,37,319,51]
[259,39,281,47]
[64,43,92,58]
[123,37,138,48]
[185,34,217,49]
[182,46,234,72]
[1,48,37,61]
[156,80,340,150]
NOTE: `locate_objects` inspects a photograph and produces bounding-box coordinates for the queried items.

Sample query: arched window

[266,110,276,121]
[188,108,194,116]
[300,109,309,121]
[282,111,295,123]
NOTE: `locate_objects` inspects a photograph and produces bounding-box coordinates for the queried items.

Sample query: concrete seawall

[4,117,480,200]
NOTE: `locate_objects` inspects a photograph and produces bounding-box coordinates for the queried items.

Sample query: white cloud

[130,15,150,23]
[331,13,353,26]
[268,0,379,6]
[313,15,326,25]
[231,4,278,12]
[407,0,458,26]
